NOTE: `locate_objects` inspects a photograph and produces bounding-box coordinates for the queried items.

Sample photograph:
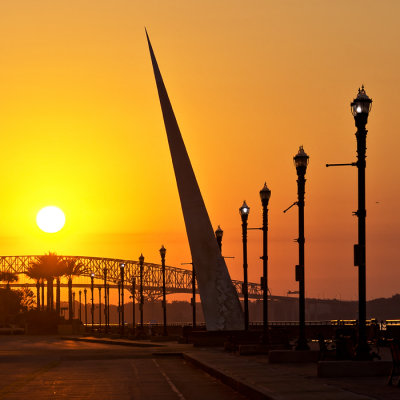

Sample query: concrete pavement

[65,336,400,400]
[1,336,399,399]
[0,336,246,399]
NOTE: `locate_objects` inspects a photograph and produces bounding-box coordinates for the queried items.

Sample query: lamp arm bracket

[326,162,357,167]
[283,201,298,213]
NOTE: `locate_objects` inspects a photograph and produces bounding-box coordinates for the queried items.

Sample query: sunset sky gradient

[1,1,399,300]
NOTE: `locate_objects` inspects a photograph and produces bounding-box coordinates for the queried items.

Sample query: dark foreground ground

[0,336,245,399]
[0,336,400,399]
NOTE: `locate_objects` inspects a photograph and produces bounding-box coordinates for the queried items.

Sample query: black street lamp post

[327,86,372,359]
[120,263,125,335]
[239,201,250,331]
[294,146,310,351]
[131,278,136,335]
[56,278,61,317]
[139,254,144,329]
[103,268,108,332]
[84,288,87,326]
[41,280,45,311]
[106,284,110,328]
[36,281,40,310]
[79,290,82,323]
[215,225,223,252]
[260,183,271,343]
[160,245,167,336]
[98,287,102,330]
[72,291,75,319]
[68,279,73,320]
[191,263,196,328]
[90,273,94,331]
[351,86,372,360]
[117,281,121,328]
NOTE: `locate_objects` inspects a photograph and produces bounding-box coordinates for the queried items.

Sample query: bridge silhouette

[0,255,264,300]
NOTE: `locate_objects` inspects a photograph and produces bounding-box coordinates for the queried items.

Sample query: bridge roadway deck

[0,283,297,302]
[0,255,265,299]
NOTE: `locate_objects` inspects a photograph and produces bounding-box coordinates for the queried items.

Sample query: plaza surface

[0,336,398,400]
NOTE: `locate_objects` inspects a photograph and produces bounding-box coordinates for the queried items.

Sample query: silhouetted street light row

[238,184,272,337]
[229,87,373,355]
[81,250,168,337]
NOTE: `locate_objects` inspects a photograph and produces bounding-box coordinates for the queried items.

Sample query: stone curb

[183,353,278,400]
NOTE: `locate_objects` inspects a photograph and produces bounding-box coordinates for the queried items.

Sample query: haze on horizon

[0,0,399,301]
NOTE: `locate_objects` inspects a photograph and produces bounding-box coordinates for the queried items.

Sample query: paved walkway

[66,336,400,400]
[0,336,246,400]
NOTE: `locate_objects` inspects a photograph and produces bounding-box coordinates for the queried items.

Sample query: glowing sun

[36,206,65,233]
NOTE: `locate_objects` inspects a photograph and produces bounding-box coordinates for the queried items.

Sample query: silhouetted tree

[0,288,22,323]
[52,262,66,317]
[29,253,65,312]
[64,258,86,321]
[18,287,36,311]
[0,271,18,289]
[25,263,45,310]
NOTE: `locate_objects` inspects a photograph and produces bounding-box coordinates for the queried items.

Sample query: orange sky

[0,1,399,300]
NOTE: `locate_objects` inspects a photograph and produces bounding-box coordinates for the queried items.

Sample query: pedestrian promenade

[1,335,399,399]
[67,336,400,400]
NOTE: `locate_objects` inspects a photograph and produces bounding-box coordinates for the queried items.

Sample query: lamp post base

[295,339,310,351]
[355,343,372,361]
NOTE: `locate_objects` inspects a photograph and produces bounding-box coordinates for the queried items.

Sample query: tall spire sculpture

[146,31,244,330]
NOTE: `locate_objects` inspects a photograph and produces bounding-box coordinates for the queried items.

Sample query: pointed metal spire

[145,31,243,330]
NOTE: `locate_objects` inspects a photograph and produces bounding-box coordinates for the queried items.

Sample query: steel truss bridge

[0,255,263,300]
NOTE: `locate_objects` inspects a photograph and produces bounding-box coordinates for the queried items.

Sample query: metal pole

[50,278,54,312]
[215,226,223,252]
[56,278,60,317]
[139,254,144,329]
[355,119,368,359]
[242,215,249,331]
[79,290,82,322]
[120,266,125,336]
[107,284,110,329]
[41,280,45,311]
[103,268,108,332]
[192,264,196,328]
[160,247,167,336]
[90,275,94,331]
[217,237,222,251]
[118,282,121,328]
[296,170,309,350]
[72,291,75,319]
[261,199,269,343]
[68,278,73,321]
[132,278,136,335]
[98,287,102,330]
[36,281,40,310]
[84,288,87,326]
[325,87,372,359]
